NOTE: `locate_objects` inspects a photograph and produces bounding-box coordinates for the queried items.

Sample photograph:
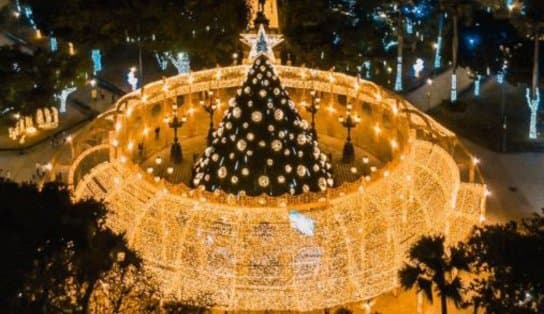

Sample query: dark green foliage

[0,179,139,312]
[279,0,383,70]
[0,47,88,114]
[467,211,544,314]
[24,0,250,68]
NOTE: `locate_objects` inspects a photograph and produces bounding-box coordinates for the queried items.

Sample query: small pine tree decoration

[192,56,333,196]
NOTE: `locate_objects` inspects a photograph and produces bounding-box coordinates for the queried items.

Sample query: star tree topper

[241,24,283,63]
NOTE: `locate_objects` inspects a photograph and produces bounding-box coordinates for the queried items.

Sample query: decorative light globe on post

[53,0,487,312]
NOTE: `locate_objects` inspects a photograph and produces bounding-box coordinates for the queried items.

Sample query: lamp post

[201,90,219,146]
[426,79,433,109]
[304,90,320,140]
[168,106,187,164]
[338,103,361,163]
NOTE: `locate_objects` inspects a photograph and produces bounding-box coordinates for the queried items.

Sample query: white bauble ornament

[271,140,282,151]
[233,107,242,118]
[237,139,247,151]
[297,134,307,145]
[218,167,227,178]
[319,178,327,191]
[274,109,284,120]
[297,165,307,177]
[258,175,270,187]
[251,111,263,122]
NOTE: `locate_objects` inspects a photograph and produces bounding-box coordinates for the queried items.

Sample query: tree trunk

[395,13,404,92]
[532,26,540,96]
[451,8,459,102]
[452,11,459,72]
[434,14,444,69]
[440,295,448,314]
[138,22,144,97]
[81,282,96,314]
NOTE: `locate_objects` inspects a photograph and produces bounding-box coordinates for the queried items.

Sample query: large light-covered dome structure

[50,7,486,312]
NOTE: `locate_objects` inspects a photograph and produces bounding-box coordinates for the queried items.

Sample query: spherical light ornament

[247,133,255,141]
[266,159,273,166]
[231,176,239,184]
[279,131,286,138]
[297,165,307,177]
[274,109,284,121]
[271,140,282,152]
[259,89,267,98]
[258,175,270,187]
[248,100,254,108]
[267,102,273,109]
[278,176,286,184]
[218,167,227,179]
[297,150,304,158]
[300,120,309,130]
[268,125,275,132]
[229,152,235,159]
[233,107,242,118]
[212,153,219,162]
[242,168,250,176]
[244,86,251,94]
[251,111,263,123]
[247,150,254,156]
[281,98,287,105]
[258,140,266,147]
[303,185,310,193]
[225,122,232,129]
[263,79,270,86]
[327,178,334,187]
[237,139,247,151]
[313,164,320,172]
[297,134,307,145]
[319,178,327,191]
[243,122,249,129]
[285,165,292,173]
[273,88,280,95]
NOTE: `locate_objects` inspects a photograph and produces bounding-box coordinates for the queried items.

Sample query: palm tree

[399,235,470,314]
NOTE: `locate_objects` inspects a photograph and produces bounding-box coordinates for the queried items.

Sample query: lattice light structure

[59,64,486,312]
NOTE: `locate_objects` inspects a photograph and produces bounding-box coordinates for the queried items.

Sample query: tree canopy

[24,0,250,68]
[0,179,139,312]
[0,46,88,114]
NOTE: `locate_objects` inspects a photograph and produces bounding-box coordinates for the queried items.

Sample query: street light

[304,90,320,140]
[200,90,219,146]
[168,106,187,164]
[338,103,361,163]
[426,79,433,109]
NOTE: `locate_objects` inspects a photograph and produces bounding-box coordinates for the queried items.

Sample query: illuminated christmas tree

[192,55,333,196]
